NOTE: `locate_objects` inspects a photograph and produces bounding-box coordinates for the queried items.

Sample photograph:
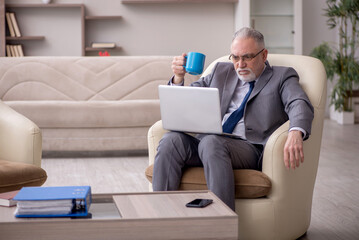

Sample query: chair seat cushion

[0,160,47,193]
[145,164,271,199]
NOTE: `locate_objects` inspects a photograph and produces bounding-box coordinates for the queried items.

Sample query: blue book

[13,186,91,218]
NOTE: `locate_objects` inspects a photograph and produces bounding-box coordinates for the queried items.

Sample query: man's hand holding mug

[172,52,206,84]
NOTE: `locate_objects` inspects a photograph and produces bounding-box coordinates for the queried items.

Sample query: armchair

[0,101,47,193]
[146,54,327,240]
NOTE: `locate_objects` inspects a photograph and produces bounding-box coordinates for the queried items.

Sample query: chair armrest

[0,101,42,167]
[147,120,169,165]
[262,120,299,200]
[262,120,317,204]
[261,121,290,180]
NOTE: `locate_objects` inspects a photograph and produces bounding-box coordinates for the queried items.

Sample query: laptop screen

[158,85,223,134]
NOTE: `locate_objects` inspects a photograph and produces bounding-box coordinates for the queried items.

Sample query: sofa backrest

[0,56,198,101]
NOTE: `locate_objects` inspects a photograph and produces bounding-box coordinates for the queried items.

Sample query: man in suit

[152,27,314,210]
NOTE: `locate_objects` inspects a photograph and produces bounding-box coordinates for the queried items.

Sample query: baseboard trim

[42,150,148,158]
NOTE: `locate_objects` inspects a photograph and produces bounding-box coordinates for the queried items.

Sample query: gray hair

[233,27,265,48]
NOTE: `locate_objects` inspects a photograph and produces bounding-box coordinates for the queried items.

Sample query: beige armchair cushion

[0,160,47,193]
[145,164,271,198]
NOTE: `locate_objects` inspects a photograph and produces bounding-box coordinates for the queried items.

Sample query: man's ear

[262,49,268,62]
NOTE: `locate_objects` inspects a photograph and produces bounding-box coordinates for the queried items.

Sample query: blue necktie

[222,81,255,134]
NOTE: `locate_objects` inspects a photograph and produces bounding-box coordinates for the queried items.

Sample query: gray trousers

[152,132,262,210]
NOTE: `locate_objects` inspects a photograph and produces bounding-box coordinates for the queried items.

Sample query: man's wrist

[289,127,306,139]
[170,76,184,86]
[173,75,185,84]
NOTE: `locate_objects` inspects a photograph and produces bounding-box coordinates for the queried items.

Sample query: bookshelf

[0,1,123,56]
[85,16,123,20]
[85,46,122,52]
[1,2,84,56]
[121,0,237,3]
[248,0,302,54]
[84,15,123,55]
[0,0,6,56]
[6,36,45,40]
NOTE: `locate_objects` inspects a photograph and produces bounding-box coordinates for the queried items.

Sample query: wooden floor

[298,119,359,240]
[42,119,359,240]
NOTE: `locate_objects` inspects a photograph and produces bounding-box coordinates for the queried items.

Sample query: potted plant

[310,0,359,124]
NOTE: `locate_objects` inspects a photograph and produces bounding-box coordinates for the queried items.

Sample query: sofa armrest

[147,120,169,165]
[0,101,42,167]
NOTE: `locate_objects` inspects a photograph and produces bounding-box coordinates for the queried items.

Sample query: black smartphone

[185,198,213,208]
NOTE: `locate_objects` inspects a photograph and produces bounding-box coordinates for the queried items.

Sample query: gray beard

[236,68,256,82]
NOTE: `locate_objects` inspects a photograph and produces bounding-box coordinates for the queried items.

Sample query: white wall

[7,0,343,57]
[86,1,235,65]
[302,0,337,56]
[7,0,340,60]
[7,0,236,66]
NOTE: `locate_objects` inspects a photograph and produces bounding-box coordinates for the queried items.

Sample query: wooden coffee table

[0,190,238,240]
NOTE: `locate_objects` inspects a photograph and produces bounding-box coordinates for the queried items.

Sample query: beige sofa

[0,56,198,153]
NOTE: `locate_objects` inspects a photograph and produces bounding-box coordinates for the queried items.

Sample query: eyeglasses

[229,48,265,63]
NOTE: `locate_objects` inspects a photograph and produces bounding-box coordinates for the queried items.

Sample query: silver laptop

[159,85,232,135]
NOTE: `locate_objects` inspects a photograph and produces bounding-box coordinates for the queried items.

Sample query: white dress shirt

[222,79,255,139]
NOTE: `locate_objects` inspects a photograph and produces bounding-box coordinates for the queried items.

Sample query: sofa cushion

[145,164,271,198]
[7,100,161,128]
[0,160,47,193]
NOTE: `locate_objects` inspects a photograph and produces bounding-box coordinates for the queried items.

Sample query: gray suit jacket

[188,61,314,146]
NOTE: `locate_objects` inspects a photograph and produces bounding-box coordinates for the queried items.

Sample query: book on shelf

[91,42,116,48]
[5,12,16,37]
[9,12,22,37]
[13,186,92,218]
[6,45,24,57]
[16,45,24,57]
[0,190,19,207]
[6,45,12,57]
[13,45,19,57]
[9,45,16,57]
